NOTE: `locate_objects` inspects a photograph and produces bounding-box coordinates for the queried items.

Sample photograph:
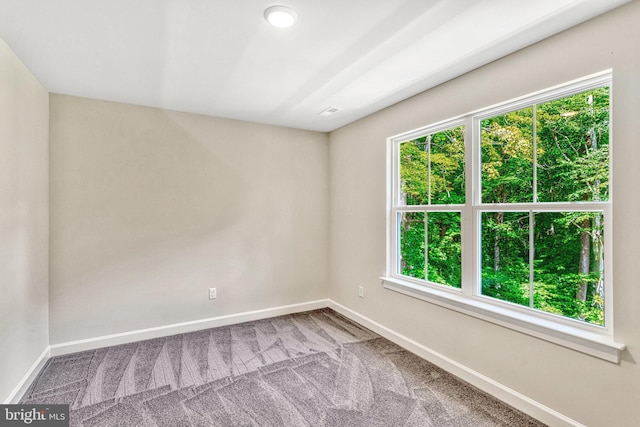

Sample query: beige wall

[329,2,640,426]
[49,95,329,344]
[0,40,49,401]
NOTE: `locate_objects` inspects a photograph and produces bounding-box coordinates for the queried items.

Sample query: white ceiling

[0,0,630,132]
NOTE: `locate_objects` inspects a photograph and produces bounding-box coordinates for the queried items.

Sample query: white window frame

[392,119,466,289]
[382,70,626,363]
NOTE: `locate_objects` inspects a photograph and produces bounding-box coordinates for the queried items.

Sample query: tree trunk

[494,212,504,272]
[576,218,591,301]
[592,212,605,299]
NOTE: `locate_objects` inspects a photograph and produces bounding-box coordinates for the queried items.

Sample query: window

[398,124,465,288]
[384,71,625,362]
[479,86,609,326]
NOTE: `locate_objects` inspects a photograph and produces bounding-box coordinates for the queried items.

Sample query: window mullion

[533,104,538,203]
[424,212,428,281]
[462,117,477,297]
[427,135,432,205]
[529,210,535,309]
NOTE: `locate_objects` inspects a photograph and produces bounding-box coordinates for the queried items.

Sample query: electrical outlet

[358,285,364,298]
[209,287,217,299]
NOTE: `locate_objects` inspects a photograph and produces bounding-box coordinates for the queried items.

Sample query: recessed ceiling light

[264,6,298,28]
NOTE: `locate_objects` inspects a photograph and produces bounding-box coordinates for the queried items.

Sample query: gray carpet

[20,309,546,426]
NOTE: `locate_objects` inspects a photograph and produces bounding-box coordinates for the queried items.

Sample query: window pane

[426,212,462,288]
[533,212,605,325]
[399,211,461,288]
[399,212,425,279]
[481,108,533,203]
[481,212,530,306]
[536,88,610,202]
[399,126,465,205]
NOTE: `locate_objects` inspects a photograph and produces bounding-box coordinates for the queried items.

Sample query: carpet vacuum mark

[21,309,546,426]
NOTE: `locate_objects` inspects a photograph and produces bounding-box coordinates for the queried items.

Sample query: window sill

[380,276,626,363]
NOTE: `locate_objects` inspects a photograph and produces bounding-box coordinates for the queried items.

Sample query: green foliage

[399,212,461,288]
[400,212,425,279]
[533,273,603,324]
[481,108,535,203]
[536,87,610,203]
[481,266,529,306]
[400,126,465,205]
[425,212,461,287]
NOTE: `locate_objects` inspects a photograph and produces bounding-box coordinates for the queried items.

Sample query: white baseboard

[327,299,585,427]
[4,346,50,404]
[50,299,329,357]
